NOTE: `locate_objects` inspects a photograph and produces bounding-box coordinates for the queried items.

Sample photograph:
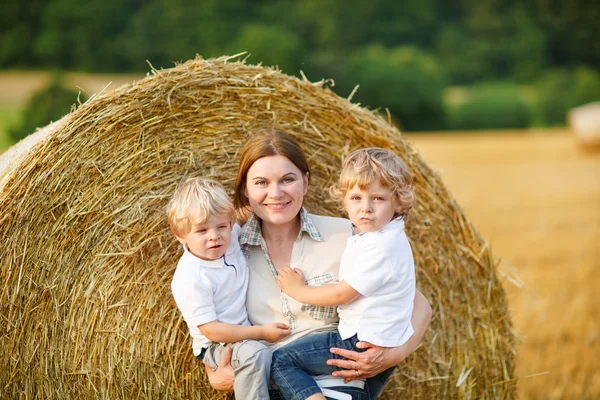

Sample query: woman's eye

[282,177,295,184]
[255,180,267,186]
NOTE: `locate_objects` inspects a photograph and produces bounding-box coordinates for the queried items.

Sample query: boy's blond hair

[330,147,415,219]
[166,177,235,237]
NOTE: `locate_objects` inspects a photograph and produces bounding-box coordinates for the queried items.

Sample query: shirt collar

[240,207,325,246]
[181,244,227,269]
[351,216,405,236]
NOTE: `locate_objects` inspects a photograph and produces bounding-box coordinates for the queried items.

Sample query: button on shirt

[171,224,249,356]
[338,218,415,347]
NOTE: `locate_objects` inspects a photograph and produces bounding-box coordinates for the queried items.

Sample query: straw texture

[0,55,516,399]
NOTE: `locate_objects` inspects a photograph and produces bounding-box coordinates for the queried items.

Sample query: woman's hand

[327,342,401,382]
[328,289,432,383]
[204,346,234,391]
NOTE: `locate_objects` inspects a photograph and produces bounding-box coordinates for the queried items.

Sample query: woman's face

[244,155,309,227]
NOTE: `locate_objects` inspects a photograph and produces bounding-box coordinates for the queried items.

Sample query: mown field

[406,130,600,399]
[1,72,599,399]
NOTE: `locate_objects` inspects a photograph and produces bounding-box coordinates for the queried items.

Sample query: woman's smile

[265,201,291,210]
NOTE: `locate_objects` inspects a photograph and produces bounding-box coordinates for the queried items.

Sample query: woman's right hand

[205,346,234,391]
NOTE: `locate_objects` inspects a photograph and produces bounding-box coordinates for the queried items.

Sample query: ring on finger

[355,369,359,377]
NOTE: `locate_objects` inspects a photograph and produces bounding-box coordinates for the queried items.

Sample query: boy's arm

[276,266,360,306]
[200,320,291,343]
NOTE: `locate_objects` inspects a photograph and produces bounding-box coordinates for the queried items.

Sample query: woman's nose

[268,184,283,198]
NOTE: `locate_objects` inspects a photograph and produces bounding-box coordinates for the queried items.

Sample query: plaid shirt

[240,207,337,328]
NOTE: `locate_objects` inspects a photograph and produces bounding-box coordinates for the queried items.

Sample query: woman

[206,130,432,399]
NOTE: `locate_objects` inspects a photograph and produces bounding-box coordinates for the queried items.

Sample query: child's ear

[393,199,404,215]
[171,227,186,245]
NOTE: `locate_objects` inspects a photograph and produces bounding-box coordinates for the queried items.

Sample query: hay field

[406,129,600,400]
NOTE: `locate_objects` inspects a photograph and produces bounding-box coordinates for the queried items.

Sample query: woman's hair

[166,177,235,237]
[234,130,310,217]
[330,147,415,219]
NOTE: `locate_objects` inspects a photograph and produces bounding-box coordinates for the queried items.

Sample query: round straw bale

[568,101,600,147]
[0,55,517,399]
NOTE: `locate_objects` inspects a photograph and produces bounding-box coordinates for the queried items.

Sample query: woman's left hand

[328,290,432,382]
[327,341,405,383]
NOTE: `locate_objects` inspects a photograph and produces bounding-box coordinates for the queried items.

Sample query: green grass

[0,107,21,154]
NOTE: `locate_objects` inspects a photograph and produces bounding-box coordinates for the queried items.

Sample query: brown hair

[234,130,310,219]
[330,147,415,219]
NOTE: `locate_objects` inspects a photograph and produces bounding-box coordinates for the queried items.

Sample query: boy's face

[343,181,400,234]
[175,214,232,261]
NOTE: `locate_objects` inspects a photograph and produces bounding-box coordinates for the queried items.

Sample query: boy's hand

[261,322,291,342]
[276,266,306,296]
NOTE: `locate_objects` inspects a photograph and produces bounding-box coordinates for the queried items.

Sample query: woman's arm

[327,289,432,382]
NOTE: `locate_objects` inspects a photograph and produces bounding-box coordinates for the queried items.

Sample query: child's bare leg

[306,394,326,400]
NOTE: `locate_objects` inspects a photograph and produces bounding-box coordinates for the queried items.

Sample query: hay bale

[0,119,69,190]
[0,55,517,399]
[568,101,600,147]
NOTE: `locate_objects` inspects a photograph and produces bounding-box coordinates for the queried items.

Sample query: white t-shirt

[338,218,415,347]
[171,224,249,356]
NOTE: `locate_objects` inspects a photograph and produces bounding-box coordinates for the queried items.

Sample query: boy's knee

[233,340,270,367]
[270,348,292,370]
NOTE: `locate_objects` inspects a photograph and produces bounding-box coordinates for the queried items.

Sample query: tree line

[2,0,599,131]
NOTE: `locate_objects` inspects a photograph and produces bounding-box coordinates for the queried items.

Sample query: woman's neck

[261,216,301,244]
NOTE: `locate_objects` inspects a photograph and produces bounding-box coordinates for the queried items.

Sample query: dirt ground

[406,129,600,399]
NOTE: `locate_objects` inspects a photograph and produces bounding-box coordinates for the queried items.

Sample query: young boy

[271,148,416,400]
[167,177,291,400]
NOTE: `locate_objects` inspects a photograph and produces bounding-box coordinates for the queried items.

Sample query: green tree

[293,0,439,51]
[451,82,532,130]
[10,76,86,142]
[536,67,600,126]
[229,24,302,74]
[526,0,600,67]
[435,3,547,84]
[118,0,249,71]
[0,0,48,67]
[33,0,139,71]
[339,44,447,131]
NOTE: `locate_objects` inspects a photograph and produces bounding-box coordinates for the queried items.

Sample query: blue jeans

[271,332,395,400]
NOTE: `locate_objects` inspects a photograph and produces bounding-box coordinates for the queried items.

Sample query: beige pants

[202,340,271,400]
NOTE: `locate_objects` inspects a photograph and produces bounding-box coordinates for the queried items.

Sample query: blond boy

[272,148,416,400]
[167,177,290,400]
